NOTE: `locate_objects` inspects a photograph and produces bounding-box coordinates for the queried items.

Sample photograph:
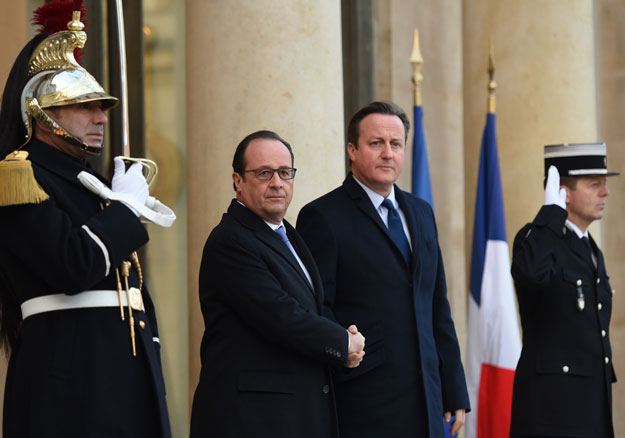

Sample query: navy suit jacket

[190,200,349,438]
[297,175,470,438]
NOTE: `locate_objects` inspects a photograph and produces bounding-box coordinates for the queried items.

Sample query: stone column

[596,1,625,434]
[186,0,345,407]
[373,0,467,346]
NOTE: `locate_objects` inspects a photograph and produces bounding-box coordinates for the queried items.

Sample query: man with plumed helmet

[510,143,618,437]
[0,1,171,436]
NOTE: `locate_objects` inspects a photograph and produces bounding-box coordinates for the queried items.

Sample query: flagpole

[112,0,158,186]
[488,39,496,114]
[410,28,423,107]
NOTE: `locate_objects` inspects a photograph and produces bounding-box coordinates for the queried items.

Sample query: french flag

[412,105,433,208]
[465,112,521,437]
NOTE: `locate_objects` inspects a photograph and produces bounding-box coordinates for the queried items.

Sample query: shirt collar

[352,174,397,210]
[236,200,283,231]
[565,219,589,239]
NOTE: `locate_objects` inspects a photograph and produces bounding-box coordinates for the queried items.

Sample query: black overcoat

[296,175,470,438]
[510,205,616,438]
[189,200,349,438]
[0,140,170,437]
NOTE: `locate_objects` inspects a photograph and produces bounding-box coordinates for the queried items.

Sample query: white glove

[544,165,567,209]
[78,171,176,227]
[112,156,149,216]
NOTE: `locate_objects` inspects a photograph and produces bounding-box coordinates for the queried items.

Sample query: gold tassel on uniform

[0,151,49,206]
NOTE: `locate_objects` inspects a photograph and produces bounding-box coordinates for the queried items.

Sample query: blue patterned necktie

[275,225,298,259]
[382,198,411,265]
[276,225,313,287]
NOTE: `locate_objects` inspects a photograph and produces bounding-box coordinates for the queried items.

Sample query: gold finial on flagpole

[488,39,497,114]
[410,28,424,107]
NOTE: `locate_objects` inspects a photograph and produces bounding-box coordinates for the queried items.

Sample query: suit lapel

[589,233,606,277]
[566,230,596,272]
[343,175,412,271]
[285,221,324,308]
[256,230,315,294]
[228,200,315,296]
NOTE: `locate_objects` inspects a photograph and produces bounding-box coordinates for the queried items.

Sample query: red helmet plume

[32,0,86,63]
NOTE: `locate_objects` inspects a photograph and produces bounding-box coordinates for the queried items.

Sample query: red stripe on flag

[477,363,515,438]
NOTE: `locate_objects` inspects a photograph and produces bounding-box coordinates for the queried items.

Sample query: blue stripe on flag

[411,105,434,208]
[469,113,507,305]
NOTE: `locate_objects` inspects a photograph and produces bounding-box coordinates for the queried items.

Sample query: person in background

[510,143,618,438]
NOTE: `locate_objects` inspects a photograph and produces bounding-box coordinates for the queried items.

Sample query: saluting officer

[509,143,618,438]
[0,5,170,437]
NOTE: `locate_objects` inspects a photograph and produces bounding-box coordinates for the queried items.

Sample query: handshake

[345,325,366,368]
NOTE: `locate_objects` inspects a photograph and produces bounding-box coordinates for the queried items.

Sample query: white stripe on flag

[480,240,521,368]
[465,240,521,438]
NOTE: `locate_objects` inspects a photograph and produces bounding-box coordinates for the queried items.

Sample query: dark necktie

[382,198,411,265]
[581,236,597,268]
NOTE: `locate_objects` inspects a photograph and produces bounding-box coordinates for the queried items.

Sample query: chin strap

[77,171,176,227]
[24,97,102,155]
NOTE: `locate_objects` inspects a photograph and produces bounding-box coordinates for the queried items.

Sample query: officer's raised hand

[544,165,566,210]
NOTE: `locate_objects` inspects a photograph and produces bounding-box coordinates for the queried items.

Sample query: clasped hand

[345,324,365,368]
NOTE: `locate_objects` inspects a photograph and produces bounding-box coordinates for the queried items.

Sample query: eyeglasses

[243,167,297,180]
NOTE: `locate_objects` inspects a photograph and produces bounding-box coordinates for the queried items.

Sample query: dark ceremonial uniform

[510,205,615,438]
[0,140,171,438]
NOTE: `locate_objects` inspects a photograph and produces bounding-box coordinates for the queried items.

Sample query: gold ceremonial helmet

[21,11,118,155]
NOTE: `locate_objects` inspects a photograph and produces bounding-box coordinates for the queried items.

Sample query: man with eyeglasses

[190,130,365,438]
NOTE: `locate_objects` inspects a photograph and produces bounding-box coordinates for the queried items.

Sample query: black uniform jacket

[0,140,170,437]
[510,205,616,438]
[190,200,349,438]
[296,175,470,438]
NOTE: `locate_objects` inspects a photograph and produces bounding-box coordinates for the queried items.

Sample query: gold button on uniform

[605,357,610,364]
[601,330,606,337]
[562,366,569,373]
[598,303,603,311]
[139,320,146,329]
[576,279,582,286]
[596,278,600,284]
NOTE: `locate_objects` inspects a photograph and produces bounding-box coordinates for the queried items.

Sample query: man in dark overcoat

[297,101,470,438]
[0,8,171,437]
[189,130,365,438]
[510,143,618,438]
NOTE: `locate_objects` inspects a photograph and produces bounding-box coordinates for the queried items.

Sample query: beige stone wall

[186,0,346,410]
[463,0,599,255]
[0,3,27,85]
[373,0,467,348]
